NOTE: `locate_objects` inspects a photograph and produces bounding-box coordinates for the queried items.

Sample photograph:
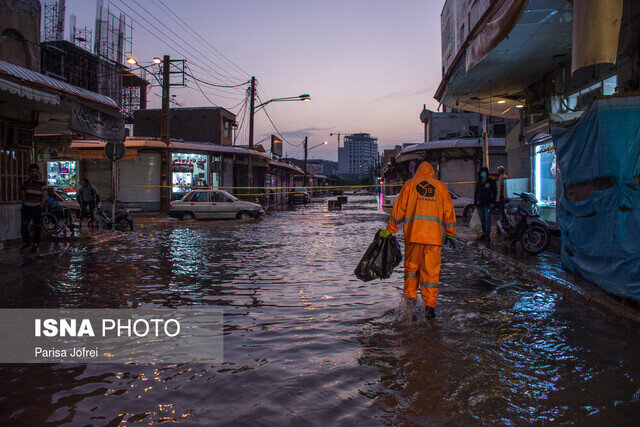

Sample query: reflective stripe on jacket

[387,162,456,245]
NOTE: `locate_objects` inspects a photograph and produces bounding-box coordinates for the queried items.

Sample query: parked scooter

[94,202,134,231]
[496,192,550,255]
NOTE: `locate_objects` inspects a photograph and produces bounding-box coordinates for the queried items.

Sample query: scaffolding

[43,0,66,42]
[93,0,133,108]
[70,14,92,51]
[40,0,146,118]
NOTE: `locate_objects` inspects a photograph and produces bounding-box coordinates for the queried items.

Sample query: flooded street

[1,195,639,424]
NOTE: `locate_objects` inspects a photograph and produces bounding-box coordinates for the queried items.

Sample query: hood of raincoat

[415,161,435,179]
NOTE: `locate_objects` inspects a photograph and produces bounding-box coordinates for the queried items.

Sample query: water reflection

[0,195,639,424]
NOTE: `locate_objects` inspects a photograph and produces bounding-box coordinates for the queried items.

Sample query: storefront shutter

[118,152,161,210]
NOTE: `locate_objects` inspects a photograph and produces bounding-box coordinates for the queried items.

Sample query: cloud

[259,126,334,140]
[373,87,433,102]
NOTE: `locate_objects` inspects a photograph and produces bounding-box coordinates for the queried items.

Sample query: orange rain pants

[403,243,441,308]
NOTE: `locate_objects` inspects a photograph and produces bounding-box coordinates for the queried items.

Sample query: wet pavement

[1,195,639,424]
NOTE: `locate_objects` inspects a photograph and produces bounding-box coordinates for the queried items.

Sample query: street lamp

[303,139,327,174]
[254,94,310,112]
[247,75,309,190]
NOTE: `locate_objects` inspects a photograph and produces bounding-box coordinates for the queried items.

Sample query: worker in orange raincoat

[379,161,456,319]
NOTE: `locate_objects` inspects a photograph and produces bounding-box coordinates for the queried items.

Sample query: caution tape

[109,181,478,190]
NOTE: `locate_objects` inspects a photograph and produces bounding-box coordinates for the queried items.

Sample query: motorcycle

[93,203,134,231]
[496,192,551,255]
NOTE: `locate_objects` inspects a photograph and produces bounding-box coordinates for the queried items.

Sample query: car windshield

[295,188,307,193]
[222,191,238,201]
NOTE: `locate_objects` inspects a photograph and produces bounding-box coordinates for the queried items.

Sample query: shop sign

[171,156,206,172]
[70,101,124,142]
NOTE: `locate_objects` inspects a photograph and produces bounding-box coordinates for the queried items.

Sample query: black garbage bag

[354,230,402,282]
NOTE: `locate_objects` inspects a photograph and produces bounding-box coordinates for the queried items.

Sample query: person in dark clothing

[76,178,100,228]
[496,165,508,226]
[21,164,46,252]
[474,166,497,245]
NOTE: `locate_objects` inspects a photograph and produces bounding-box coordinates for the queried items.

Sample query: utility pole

[160,54,171,213]
[303,136,308,174]
[482,114,489,169]
[247,76,256,195]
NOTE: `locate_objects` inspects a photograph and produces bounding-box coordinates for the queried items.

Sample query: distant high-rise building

[338,133,379,177]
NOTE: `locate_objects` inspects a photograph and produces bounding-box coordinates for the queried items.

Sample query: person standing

[379,161,457,320]
[474,166,497,245]
[21,164,46,252]
[496,165,509,225]
[76,178,100,228]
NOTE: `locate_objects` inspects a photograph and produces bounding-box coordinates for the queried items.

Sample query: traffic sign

[105,141,125,161]
[409,160,416,174]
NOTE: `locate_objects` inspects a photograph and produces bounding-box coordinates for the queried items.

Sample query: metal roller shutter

[118,152,160,211]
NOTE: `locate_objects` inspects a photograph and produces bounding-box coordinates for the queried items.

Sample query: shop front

[46,160,78,195]
[171,152,209,194]
[529,134,558,223]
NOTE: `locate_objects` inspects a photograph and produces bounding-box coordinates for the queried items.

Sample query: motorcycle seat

[505,203,518,214]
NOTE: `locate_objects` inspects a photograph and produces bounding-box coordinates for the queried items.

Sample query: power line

[256,92,303,147]
[257,86,305,144]
[125,0,244,85]
[152,0,251,79]
[107,0,244,87]
[186,72,249,88]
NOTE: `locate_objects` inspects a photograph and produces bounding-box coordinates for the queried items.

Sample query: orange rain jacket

[387,162,456,245]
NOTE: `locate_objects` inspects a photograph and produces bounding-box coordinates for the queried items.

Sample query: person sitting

[45,187,74,232]
[94,202,111,229]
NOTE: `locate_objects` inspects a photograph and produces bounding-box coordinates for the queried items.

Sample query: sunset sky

[62,0,445,160]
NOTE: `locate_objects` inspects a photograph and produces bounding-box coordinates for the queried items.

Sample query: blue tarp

[553,96,640,302]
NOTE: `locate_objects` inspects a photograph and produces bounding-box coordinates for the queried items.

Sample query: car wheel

[182,212,195,220]
[463,205,474,219]
[236,211,252,220]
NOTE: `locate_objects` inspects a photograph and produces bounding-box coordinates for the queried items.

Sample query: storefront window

[47,161,78,195]
[171,153,209,193]
[534,142,557,221]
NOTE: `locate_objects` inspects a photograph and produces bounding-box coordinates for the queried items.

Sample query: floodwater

[1,195,639,424]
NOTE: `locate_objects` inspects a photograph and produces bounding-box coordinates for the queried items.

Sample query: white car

[382,190,475,218]
[57,191,81,219]
[170,189,264,220]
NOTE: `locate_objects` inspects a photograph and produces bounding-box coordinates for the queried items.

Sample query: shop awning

[70,138,271,159]
[268,159,305,175]
[435,0,573,118]
[0,77,60,106]
[0,59,118,108]
[61,148,138,160]
[396,138,505,162]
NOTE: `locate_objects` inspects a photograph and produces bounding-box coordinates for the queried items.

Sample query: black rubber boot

[425,306,436,319]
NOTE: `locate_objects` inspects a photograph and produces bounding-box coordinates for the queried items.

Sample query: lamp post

[247,75,309,194]
[304,139,327,174]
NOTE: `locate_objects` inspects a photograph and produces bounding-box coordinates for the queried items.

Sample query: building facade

[338,133,378,178]
[134,107,236,146]
[420,105,517,144]
[1,0,124,244]
[435,0,640,224]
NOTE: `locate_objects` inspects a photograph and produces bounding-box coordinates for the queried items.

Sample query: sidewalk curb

[458,238,640,328]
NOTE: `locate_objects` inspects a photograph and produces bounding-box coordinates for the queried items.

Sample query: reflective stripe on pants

[403,243,442,308]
